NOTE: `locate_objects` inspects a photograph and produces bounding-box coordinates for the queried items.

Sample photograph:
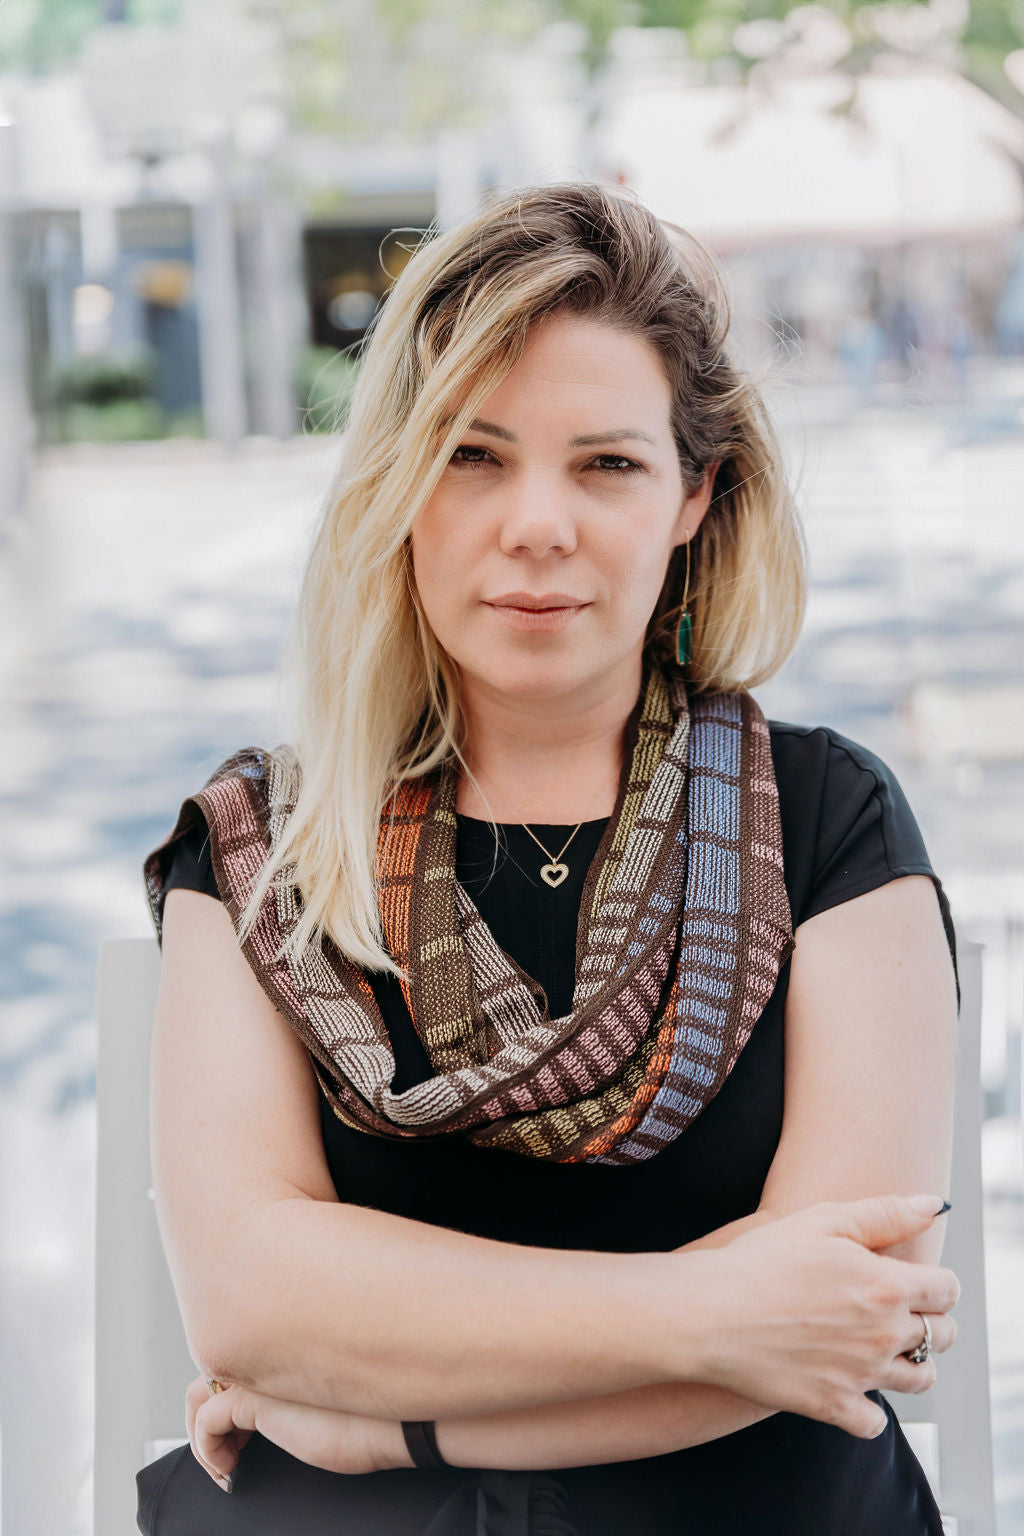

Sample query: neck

[454,660,644,823]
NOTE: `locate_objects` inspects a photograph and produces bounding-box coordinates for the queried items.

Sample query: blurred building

[600,44,1024,393]
[4,20,1024,454]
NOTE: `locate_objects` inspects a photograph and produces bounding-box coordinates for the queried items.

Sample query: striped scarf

[143,664,793,1164]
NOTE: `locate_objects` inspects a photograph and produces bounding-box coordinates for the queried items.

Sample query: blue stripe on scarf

[593,693,745,1164]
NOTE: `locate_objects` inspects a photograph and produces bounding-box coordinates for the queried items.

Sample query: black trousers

[137,1437,575,1535]
[136,1395,943,1536]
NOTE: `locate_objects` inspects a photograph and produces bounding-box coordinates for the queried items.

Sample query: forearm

[435,1382,774,1469]
[673,1206,777,1254]
[205,1197,719,1422]
[431,1208,780,1468]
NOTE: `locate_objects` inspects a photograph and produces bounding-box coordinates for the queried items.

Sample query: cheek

[599,520,675,602]
[414,493,491,574]
[409,507,448,592]
[409,504,477,632]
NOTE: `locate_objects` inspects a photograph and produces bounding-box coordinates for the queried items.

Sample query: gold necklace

[519,821,584,888]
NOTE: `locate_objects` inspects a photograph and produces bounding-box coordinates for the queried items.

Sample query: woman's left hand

[184,1375,412,1491]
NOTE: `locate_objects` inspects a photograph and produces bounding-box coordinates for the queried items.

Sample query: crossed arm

[153,873,956,1472]
[387,1210,780,1470]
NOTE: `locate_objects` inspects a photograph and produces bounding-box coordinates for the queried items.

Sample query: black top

[158,719,957,1535]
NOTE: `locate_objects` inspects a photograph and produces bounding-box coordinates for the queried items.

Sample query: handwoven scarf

[143,662,793,1164]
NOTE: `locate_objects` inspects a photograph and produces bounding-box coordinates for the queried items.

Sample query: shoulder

[143,744,292,935]
[191,742,300,820]
[201,744,274,794]
[766,717,921,833]
[767,717,899,791]
[763,717,935,930]
[164,744,276,846]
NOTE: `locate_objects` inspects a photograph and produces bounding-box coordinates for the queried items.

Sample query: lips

[485,594,589,633]
[487,593,587,610]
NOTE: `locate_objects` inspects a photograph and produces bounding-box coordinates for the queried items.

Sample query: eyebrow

[465,418,657,448]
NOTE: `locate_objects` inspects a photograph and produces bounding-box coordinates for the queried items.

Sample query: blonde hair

[239,181,806,975]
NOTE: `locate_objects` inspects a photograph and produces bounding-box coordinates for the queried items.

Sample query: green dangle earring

[675,536,693,667]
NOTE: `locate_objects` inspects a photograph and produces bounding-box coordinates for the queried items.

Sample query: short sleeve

[162,819,222,901]
[142,744,270,946]
[769,721,959,1008]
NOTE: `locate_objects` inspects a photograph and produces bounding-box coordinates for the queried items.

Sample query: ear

[671,460,721,547]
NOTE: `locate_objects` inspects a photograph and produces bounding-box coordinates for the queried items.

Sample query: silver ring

[906,1313,932,1365]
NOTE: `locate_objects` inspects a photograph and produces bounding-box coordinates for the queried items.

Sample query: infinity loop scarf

[143,664,793,1164]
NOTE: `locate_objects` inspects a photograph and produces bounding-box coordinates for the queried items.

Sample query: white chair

[94,934,996,1536]
[885,934,998,1536]
[95,939,195,1536]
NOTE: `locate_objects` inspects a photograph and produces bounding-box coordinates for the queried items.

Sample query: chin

[462,649,609,702]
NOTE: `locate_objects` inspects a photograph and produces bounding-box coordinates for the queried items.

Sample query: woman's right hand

[691,1193,958,1439]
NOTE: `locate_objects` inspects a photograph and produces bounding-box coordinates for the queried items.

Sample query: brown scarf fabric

[143,663,793,1163]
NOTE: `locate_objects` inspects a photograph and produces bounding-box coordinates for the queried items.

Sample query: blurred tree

[279,0,547,139]
[267,0,1024,152]
[2,0,1022,121]
[0,0,177,73]
[0,0,103,72]
[562,0,1024,111]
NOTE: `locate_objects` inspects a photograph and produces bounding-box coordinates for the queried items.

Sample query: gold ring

[205,1377,227,1395]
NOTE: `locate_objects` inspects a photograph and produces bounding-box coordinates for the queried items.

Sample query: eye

[449,444,496,469]
[590,454,644,476]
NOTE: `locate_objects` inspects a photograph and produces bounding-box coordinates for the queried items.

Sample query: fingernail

[215,1473,233,1494]
[938,1200,952,1215]
[908,1194,948,1216]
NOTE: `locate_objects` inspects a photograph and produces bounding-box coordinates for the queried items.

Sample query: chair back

[94,938,196,1536]
[885,935,997,1536]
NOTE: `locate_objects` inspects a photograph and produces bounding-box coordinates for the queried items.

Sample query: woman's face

[409,311,716,707]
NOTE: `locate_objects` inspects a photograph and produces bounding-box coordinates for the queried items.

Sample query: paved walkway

[1,396,1022,1534]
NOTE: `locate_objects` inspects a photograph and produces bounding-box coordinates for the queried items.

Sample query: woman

[139,183,960,1535]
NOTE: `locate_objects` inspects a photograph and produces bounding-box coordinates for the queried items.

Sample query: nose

[496,471,579,559]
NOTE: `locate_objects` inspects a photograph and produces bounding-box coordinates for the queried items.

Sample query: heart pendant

[540,862,569,888]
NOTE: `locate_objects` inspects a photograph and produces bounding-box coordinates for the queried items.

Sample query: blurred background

[1,0,1023,1532]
